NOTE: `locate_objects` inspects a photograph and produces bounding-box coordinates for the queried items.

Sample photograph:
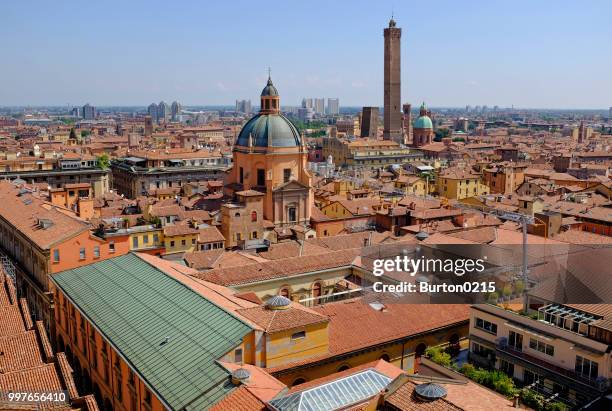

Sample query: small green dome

[414,115,433,129]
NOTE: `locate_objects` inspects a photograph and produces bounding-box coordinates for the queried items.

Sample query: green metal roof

[51,253,252,410]
[235,113,302,148]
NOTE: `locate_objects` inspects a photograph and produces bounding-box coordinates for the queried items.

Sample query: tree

[81,130,91,138]
[434,128,450,141]
[425,347,452,367]
[502,284,513,298]
[514,280,525,295]
[97,153,110,170]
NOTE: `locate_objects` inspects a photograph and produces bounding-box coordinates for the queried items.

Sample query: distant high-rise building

[298,107,314,122]
[147,103,159,123]
[360,106,379,138]
[465,105,471,113]
[171,101,182,121]
[302,98,313,109]
[235,99,252,114]
[314,98,325,115]
[158,101,170,122]
[609,106,612,119]
[327,98,339,115]
[383,18,402,143]
[71,107,80,117]
[82,103,96,120]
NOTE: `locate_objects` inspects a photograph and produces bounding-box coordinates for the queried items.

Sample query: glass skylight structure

[268,369,392,411]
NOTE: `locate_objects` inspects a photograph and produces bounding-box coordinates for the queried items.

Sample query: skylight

[268,369,391,411]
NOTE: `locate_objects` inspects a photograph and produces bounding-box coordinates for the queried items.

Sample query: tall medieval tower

[383,18,403,143]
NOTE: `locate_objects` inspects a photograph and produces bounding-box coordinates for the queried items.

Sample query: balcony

[495,340,610,395]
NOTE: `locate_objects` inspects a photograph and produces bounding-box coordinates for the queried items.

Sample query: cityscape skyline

[1,0,611,109]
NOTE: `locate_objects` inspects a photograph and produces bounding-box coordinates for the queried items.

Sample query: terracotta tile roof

[0,331,44,373]
[445,227,498,244]
[0,304,27,337]
[410,208,463,220]
[0,363,65,393]
[401,220,458,234]
[328,198,381,216]
[234,292,263,305]
[210,385,267,411]
[384,377,462,410]
[439,167,481,180]
[196,249,359,286]
[0,181,90,250]
[150,204,183,217]
[312,301,469,357]
[184,249,226,270]
[237,302,329,333]
[163,224,199,237]
[197,226,225,243]
[423,233,479,245]
[555,230,612,245]
[0,270,85,410]
[306,231,399,251]
[309,205,330,222]
[182,209,212,221]
[398,195,442,209]
[218,362,286,402]
[256,241,329,260]
[444,380,519,410]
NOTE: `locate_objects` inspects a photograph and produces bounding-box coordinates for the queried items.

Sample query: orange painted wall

[50,232,130,274]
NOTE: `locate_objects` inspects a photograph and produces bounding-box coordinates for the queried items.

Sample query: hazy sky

[1,0,611,108]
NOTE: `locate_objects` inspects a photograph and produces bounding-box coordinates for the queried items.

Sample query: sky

[0,0,611,109]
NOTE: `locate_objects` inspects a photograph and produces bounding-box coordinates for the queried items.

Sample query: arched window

[288,207,297,222]
[449,333,460,356]
[251,211,257,222]
[380,353,390,362]
[312,282,322,303]
[338,365,350,372]
[280,287,290,298]
[415,343,427,357]
[292,378,306,386]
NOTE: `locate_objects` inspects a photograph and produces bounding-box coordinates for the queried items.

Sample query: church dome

[414,115,433,129]
[235,113,302,147]
[414,101,433,129]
